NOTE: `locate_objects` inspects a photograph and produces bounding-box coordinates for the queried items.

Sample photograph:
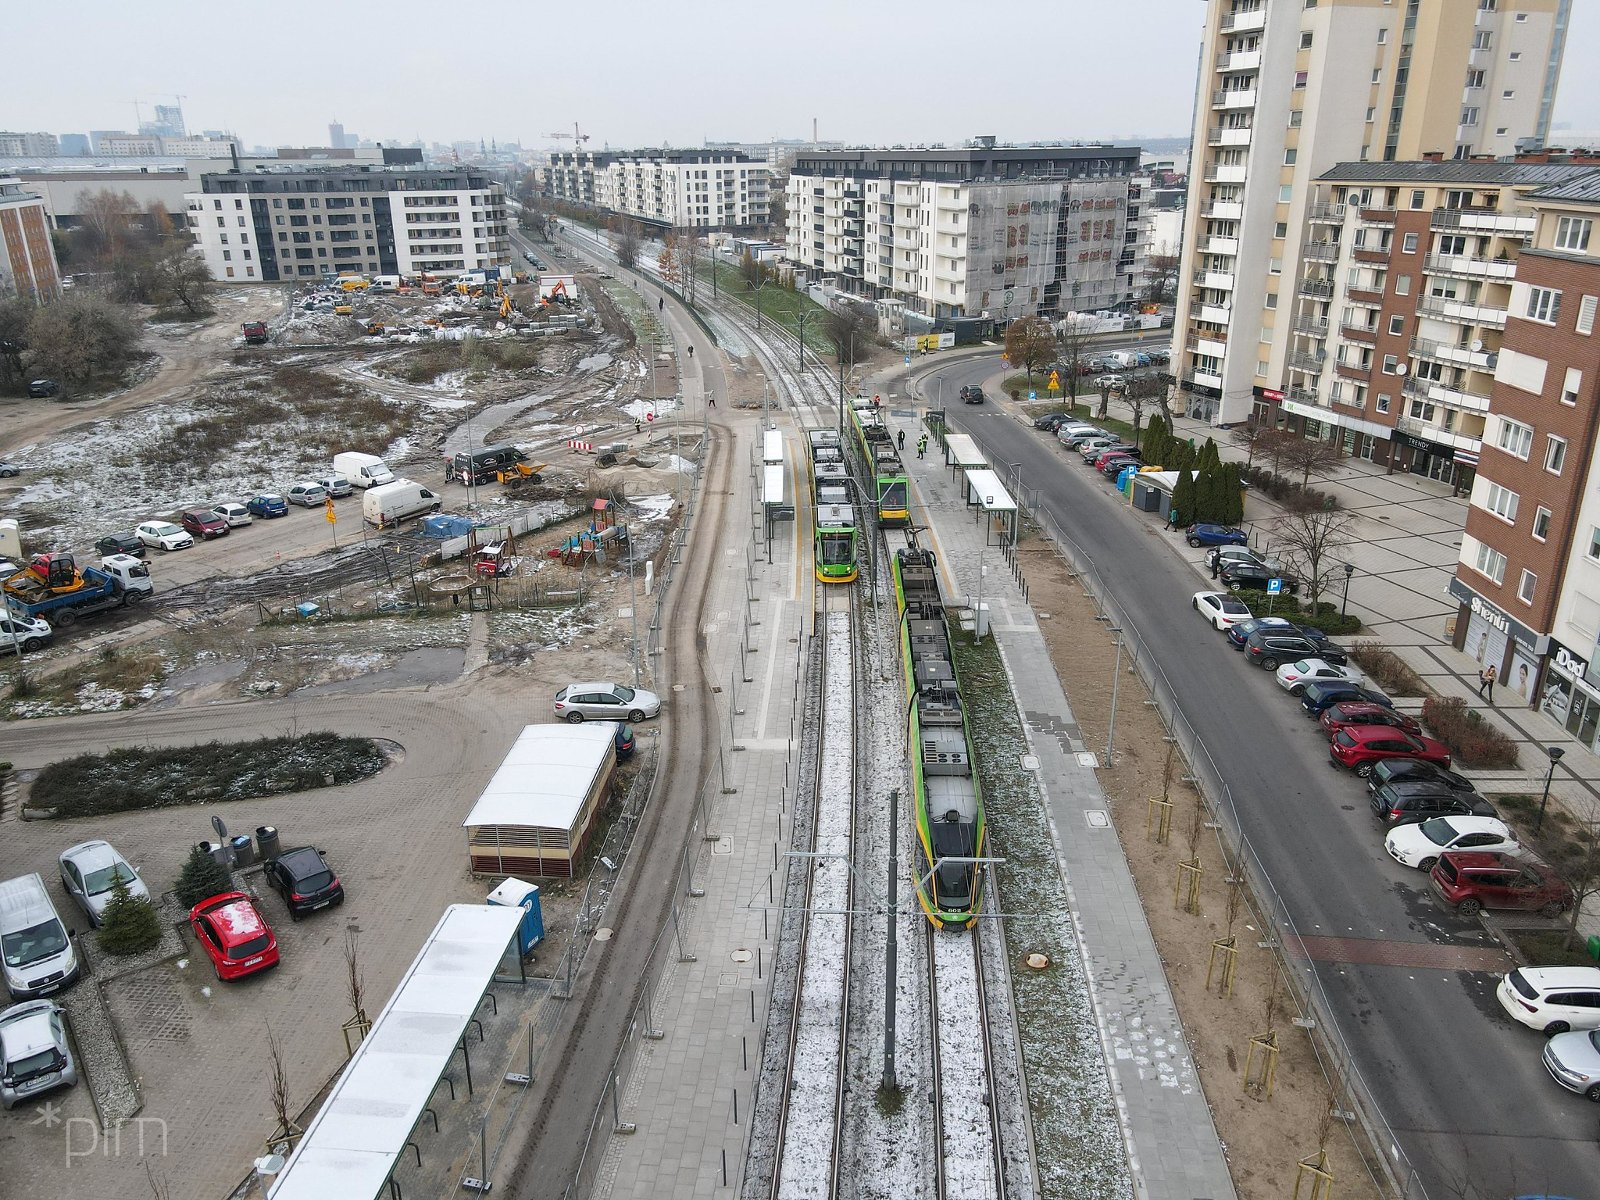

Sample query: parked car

[1244,630,1345,671]
[1542,1029,1600,1100]
[1498,967,1600,1035]
[262,847,344,920]
[0,615,52,655]
[614,722,636,761]
[135,521,193,551]
[0,462,18,478]
[1301,680,1396,719]
[317,474,353,498]
[57,840,149,927]
[26,379,59,398]
[210,502,253,528]
[1186,523,1249,548]
[1227,615,1299,650]
[1385,816,1518,870]
[246,493,289,518]
[1331,725,1450,775]
[554,681,662,723]
[1318,701,1422,738]
[1371,780,1496,827]
[188,892,280,981]
[94,532,145,559]
[1366,759,1478,796]
[1094,373,1126,390]
[1058,426,1110,448]
[1033,411,1074,431]
[1073,437,1118,459]
[0,1000,76,1110]
[1193,590,1253,631]
[1276,658,1366,695]
[1091,445,1139,467]
[1205,545,1269,572]
[1430,851,1572,918]
[180,509,230,540]
[287,481,328,507]
[1101,455,1142,477]
[959,385,985,404]
[1221,561,1302,594]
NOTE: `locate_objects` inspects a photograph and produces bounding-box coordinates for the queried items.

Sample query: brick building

[0,177,60,301]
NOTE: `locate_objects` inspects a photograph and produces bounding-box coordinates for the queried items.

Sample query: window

[1383,354,1400,373]
[1590,528,1600,562]
[1483,482,1519,522]
[1563,367,1582,406]
[1284,149,1298,165]
[1295,71,1308,89]
[1265,292,1278,309]
[1474,543,1508,584]
[1274,221,1289,238]
[1366,107,1377,123]
[1410,400,1436,421]
[1509,51,1522,62]
[1578,295,1598,336]
[1375,393,1391,413]
[1410,190,1426,210]
[1402,232,1418,253]
[1300,31,1314,48]
[1371,69,1382,84]
[1527,286,1562,323]
[1554,217,1592,252]
[1389,314,1405,335]
[222,249,232,262]
[1465,70,1485,89]
[1377,27,1388,43]
[1532,507,1551,542]
[1518,570,1537,605]
[1473,31,1491,49]
[1497,417,1534,459]
[1461,107,1480,126]
[1257,360,1269,377]
[1497,128,1509,136]
[1502,90,1515,100]
[1395,274,1411,295]
[225,266,234,278]
[1545,435,1567,474]
[1479,0,1497,9]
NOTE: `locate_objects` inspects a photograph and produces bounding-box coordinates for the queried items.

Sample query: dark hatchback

[1221,561,1302,594]
[1243,631,1347,670]
[1300,680,1394,718]
[1366,759,1478,796]
[94,532,146,559]
[262,847,344,919]
[1370,781,1497,827]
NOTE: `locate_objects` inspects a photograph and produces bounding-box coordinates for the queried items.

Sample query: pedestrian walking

[658,297,664,311]
[1478,664,1497,703]
[688,345,695,359]
[916,433,928,459]
[708,394,716,408]
[1210,550,1221,581]
[897,429,906,450]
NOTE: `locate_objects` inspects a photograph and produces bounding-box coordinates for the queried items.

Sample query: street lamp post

[1536,745,1566,835]
[1106,626,1125,767]
[1341,562,1355,617]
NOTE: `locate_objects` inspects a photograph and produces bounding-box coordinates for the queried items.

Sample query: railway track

[927,927,1006,1200]
[770,589,859,1199]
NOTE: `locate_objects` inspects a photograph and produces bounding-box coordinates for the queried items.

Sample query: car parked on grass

[180,509,230,540]
[0,1000,76,1110]
[262,847,344,920]
[1193,590,1253,631]
[1301,680,1396,719]
[246,493,289,518]
[1221,561,1302,594]
[554,681,662,723]
[1543,1029,1600,1101]
[1430,851,1571,918]
[1385,816,1518,870]
[1276,658,1366,695]
[1186,523,1249,548]
[188,892,280,981]
[287,481,328,507]
[211,502,252,528]
[135,521,193,551]
[93,532,145,559]
[1498,967,1600,1035]
[1331,725,1450,775]
[57,840,149,927]
[1245,630,1345,671]
[1318,701,1421,738]
[1366,759,1478,796]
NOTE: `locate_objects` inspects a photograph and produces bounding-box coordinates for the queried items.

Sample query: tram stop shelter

[267,903,525,1200]
[942,433,987,478]
[961,468,1018,544]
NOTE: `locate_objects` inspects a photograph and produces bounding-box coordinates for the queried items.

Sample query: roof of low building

[1317,160,1600,186]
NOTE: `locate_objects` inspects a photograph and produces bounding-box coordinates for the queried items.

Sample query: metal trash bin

[255,826,280,862]
[231,835,255,868]
[200,840,231,868]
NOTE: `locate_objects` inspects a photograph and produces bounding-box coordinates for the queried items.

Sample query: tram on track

[848,397,910,527]
[807,429,858,584]
[892,541,985,928]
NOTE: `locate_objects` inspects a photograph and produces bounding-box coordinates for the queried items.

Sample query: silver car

[1542,1028,1600,1101]
[0,1000,77,1109]
[554,681,662,723]
[58,840,150,926]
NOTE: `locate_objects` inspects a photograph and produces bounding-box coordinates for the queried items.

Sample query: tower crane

[545,123,590,146]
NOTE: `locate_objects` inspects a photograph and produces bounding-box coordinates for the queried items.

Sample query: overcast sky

[7,0,1600,150]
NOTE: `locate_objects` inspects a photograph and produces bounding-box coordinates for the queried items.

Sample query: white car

[211,502,253,528]
[287,482,328,507]
[1094,373,1126,390]
[58,839,150,926]
[1192,590,1253,630]
[135,521,193,551]
[1274,658,1366,695]
[1498,966,1600,1035]
[554,681,662,722]
[0,1001,77,1110]
[1384,816,1520,871]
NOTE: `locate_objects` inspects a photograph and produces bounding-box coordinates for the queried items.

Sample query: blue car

[1299,680,1394,719]
[1225,616,1336,651]
[247,493,289,518]
[1186,523,1249,548]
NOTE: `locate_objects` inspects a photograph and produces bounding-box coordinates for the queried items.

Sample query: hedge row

[1240,464,1337,514]
[1228,591,1364,637]
[1420,695,1520,769]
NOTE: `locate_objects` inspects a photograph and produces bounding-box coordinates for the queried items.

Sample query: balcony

[1206,235,1240,256]
[1306,204,1347,224]
[1199,302,1233,324]
[1352,247,1390,264]
[1205,164,1249,184]
[1211,89,1257,110]
[1298,278,1335,299]
[1286,385,1321,405]
[1190,368,1224,389]
[1415,296,1507,328]
[1411,336,1495,369]
[1425,252,1516,280]
[1405,375,1492,413]
[1293,316,1329,335]
[1216,49,1262,71]
[1204,201,1244,221]
[1331,389,1367,411]
[1188,335,1228,358]
[1220,8,1266,32]
[1207,126,1253,147]
[1302,241,1341,262]
[1287,351,1326,373]
[1334,360,1371,382]
[1358,206,1397,224]
[1430,207,1536,236]
[1202,270,1236,291]
[1340,322,1378,343]
[1347,286,1385,305]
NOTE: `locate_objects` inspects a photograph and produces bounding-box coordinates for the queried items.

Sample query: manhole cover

[673,684,686,692]
[594,928,614,942]
[1085,810,1110,828]
[1020,755,1039,771]
[731,949,753,964]
[1076,752,1100,768]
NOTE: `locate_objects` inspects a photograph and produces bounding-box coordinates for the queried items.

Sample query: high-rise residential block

[0,177,62,301]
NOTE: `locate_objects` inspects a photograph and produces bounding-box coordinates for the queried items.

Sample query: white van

[0,875,79,1000]
[332,452,397,489]
[369,275,401,292]
[362,479,442,528]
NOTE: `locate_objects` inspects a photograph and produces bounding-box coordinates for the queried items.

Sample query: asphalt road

[916,354,1599,1200]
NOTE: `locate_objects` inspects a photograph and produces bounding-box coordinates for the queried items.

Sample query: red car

[1429,851,1572,918]
[180,509,230,540]
[1328,724,1450,776]
[1318,701,1423,739]
[188,892,279,980]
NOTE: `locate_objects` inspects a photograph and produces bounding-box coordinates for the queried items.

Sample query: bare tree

[1277,435,1343,488]
[1143,241,1181,304]
[26,294,140,383]
[263,1023,302,1152]
[1055,316,1094,403]
[1003,316,1055,383]
[675,228,704,305]
[766,187,788,238]
[0,298,30,388]
[1124,374,1166,446]
[1272,505,1357,608]
[656,234,683,291]
[824,302,874,365]
[612,218,641,270]
[1230,422,1285,469]
[73,187,140,270]
[149,242,214,316]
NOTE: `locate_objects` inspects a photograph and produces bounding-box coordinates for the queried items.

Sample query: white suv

[1498,966,1600,1035]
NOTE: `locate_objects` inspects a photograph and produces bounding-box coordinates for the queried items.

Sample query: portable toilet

[486,877,545,954]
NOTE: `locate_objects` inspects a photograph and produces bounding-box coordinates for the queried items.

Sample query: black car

[1243,631,1346,671]
[262,846,344,919]
[960,385,985,404]
[1301,680,1394,717]
[1033,411,1075,431]
[1221,561,1302,594]
[27,379,60,398]
[1370,781,1496,827]
[94,532,147,559]
[1366,759,1477,796]
[1100,454,1142,476]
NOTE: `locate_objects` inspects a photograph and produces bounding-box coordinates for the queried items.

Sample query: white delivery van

[362,479,442,528]
[332,452,397,489]
[1103,350,1138,370]
[0,875,79,1000]
[369,275,401,291]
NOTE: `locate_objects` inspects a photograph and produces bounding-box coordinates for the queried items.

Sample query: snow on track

[934,932,1001,1200]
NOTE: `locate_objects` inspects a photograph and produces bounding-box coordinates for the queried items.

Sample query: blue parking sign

[1267,578,1283,595]
[1028,390,1037,401]
[904,354,911,365]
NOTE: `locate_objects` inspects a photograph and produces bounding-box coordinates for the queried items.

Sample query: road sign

[326,507,337,524]
[1048,371,1060,390]
[1028,390,1037,401]
[904,354,911,365]
[1267,578,1283,595]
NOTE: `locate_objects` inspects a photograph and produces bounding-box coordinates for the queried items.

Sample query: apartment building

[543,150,769,230]
[1445,176,1600,736]
[784,144,1144,321]
[0,177,61,301]
[0,132,60,158]
[1173,0,1569,425]
[1265,158,1596,488]
[186,166,508,282]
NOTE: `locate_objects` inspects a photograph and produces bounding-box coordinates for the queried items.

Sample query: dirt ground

[1018,540,1385,1200]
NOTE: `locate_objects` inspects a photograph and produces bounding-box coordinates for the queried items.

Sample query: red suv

[1429,852,1572,918]
[1329,724,1450,776]
[1318,701,1423,739]
[180,509,230,540]
[188,892,280,980]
